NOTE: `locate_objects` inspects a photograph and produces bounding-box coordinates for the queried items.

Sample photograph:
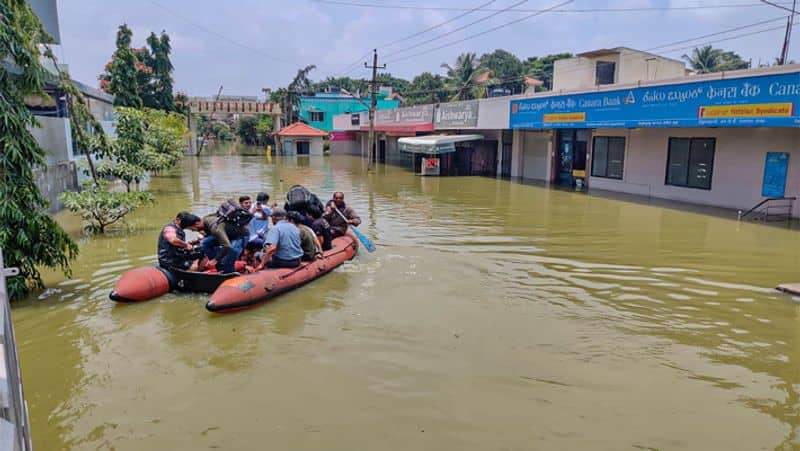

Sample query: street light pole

[365,49,385,171]
[761,0,798,65]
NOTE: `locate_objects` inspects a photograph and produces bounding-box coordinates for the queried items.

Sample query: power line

[386,0,574,63]
[310,0,793,13]
[383,0,530,59]
[147,0,296,65]
[324,0,497,79]
[394,17,797,98]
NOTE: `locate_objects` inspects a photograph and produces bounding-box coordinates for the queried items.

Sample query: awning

[398,134,484,154]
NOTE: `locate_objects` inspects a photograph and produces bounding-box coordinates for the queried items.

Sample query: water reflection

[11,143,800,449]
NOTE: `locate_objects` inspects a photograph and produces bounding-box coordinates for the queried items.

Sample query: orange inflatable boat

[109,265,239,303]
[206,235,358,313]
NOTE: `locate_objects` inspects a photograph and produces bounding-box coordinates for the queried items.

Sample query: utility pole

[365,49,385,171]
[762,0,798,65]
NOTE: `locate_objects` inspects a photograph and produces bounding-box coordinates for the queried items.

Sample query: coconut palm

[441,53,488,101]
[281,64,316,125]
[683,46,721,74]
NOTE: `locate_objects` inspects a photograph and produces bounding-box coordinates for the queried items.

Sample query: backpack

[286,185,313,207]
[212,199,253,228]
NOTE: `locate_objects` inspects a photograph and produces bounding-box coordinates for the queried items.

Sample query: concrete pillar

[187,114,197,156]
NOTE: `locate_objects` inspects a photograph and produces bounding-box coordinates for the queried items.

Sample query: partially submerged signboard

[435,100,479,129]
[510,71,800,129]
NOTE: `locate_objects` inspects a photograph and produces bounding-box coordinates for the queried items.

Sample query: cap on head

[271,207,287,219]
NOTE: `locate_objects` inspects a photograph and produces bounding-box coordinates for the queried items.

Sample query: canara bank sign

[510,71,800,129]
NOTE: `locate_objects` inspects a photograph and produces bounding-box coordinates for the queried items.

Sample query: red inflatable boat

[109,266,239,302]
[206,235,358,313]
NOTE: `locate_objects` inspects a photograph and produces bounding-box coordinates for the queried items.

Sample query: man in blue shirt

[256,208,303,269]
[249,192,272,245]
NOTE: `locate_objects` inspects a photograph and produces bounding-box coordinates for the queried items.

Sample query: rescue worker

[157,212,204,271]
[323,191,361,238]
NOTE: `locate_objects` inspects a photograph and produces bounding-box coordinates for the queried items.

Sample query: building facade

[299,92,400,132]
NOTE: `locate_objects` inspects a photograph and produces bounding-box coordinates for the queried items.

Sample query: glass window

[666,138,715,190]
[591,136,625,179]
[596,61,616,85]
[309,111,324,122]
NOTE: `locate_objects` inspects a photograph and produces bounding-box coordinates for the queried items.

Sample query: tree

[147,31,175,111]
[313,76,369,96]
[376,72,410,98]
[108,24,143,107]
[683,45,749,74]
[525,53,572,90]
[237,116,273,145]
[406,72,448,106]
[481,49,525,94]
[441,52,488,101]
[284,64,317,124]
[0,0,79,300]
[60,182,153,234]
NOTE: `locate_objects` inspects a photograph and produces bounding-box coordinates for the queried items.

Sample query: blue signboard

[510,72,800,129]
[762,152,790,198]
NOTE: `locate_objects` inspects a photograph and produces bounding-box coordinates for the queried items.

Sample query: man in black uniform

[158,212,204,270]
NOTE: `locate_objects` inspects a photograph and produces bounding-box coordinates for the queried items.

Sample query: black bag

[212,199,253,227]
[286,185,313,207]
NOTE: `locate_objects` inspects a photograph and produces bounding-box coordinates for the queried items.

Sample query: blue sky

[55,0,799,97]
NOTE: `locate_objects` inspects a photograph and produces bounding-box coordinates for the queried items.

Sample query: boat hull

[109,266,238,303]
[206,235,358,313]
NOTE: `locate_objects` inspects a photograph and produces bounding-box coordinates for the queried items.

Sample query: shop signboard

[762,152,790,198]
[510,72,800,129]
[435,101,479,128]
[377,104,434,125]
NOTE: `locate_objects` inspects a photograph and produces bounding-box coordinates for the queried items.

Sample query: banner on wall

[510,72,800,129]
[762,152,790,198]
[435,100,479,128]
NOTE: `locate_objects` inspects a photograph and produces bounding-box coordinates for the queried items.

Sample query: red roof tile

[276,122,328,137]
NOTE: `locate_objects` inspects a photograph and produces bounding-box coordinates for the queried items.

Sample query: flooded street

[12,143,800,450]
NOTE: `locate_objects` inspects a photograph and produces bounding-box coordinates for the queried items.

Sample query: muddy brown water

[12,143,800,450]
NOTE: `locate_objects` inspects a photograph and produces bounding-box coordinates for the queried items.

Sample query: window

[591,136,625,179]
[666,138,715,190]
[309,111,324,122]
[596,61,616,85]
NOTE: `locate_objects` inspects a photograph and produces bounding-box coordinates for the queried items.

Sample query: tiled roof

[276,122,328,137]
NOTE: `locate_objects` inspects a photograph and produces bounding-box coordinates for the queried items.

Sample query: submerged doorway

[555,129,589,188]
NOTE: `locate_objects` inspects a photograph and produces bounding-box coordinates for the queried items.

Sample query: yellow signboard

[698,103,794,119]
[543,112,586,123]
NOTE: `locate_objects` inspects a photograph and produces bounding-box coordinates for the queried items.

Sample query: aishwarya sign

[377,104,434,125]
[435,100,479,128]
[762,152,790,198]
[510,72,800,129]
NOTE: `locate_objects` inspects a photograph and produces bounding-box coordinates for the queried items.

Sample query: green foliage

[405,72,448,106]
[441,52,488,101]
[109,24,143,107]
[376,72,409,97]
[147,32,175,111]
[683,45,749,74]
[312,76,369,95]
[0,0,79,300]
[60,181,154,234]
[525,53,572,90]
[480,49,525,94]
[278,65,317,124]
[198,116,234,141]
[237,116,274,145]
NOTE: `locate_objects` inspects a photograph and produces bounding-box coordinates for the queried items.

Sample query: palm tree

[441,53,488,101]
[285,64,316,124]
[683,46,722,74]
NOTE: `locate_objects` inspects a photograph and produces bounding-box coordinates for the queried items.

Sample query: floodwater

[12,142,800,450]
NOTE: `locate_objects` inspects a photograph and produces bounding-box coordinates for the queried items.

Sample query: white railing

[0,249,33,451]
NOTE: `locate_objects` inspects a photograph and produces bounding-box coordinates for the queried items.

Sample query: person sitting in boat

[323,191,361,238]
[201,200,252,274]
[255,208,304,270]
[288,211,323,261]
[235,241,262,273]
[248,192,272,245]
[307,204,332,251]
[158,212,205,271]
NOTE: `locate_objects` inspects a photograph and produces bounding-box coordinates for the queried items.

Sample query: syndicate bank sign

[435,100,479,128]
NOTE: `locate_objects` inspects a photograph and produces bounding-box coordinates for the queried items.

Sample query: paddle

[333,206,376,253]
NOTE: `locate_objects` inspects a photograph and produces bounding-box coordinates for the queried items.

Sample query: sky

[54,0,799,98]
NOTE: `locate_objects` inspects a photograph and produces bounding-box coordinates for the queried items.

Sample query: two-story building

[299,88,400,132]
